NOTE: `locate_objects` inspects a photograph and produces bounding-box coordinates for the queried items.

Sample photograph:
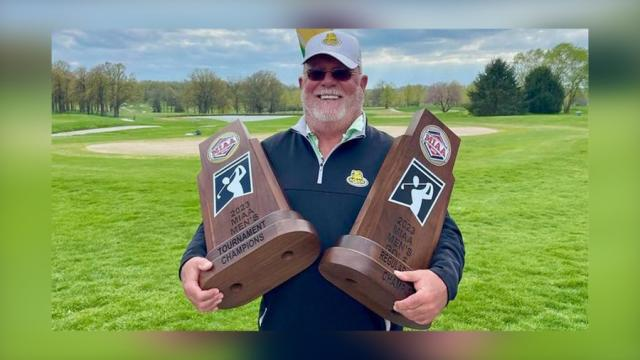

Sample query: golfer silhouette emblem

[389,158,445,226]
[213,152,253,216]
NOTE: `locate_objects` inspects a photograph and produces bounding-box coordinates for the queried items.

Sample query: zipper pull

[317,159,324,184]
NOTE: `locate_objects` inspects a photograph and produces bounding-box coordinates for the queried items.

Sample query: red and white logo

[420,125,450,166]
[207,132,240,163]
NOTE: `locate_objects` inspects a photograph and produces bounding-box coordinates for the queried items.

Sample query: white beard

[302,87,364,126]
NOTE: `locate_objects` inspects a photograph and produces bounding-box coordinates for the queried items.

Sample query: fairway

[51,107,588,330]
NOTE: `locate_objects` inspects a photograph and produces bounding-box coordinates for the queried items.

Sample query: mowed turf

[51,107,588,330]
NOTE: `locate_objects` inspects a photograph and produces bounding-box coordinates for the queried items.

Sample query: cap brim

[302,51,358,69]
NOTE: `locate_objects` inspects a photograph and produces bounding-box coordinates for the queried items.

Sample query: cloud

[51,28,587,85]
[362,29,587,69]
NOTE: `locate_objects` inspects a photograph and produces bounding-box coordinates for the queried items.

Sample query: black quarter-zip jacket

[180,124,465,331]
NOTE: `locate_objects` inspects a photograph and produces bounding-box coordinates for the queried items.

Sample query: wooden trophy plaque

[319,109,460,328]
[197,120,320,308]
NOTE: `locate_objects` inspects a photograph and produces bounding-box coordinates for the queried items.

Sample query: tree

[164,83,184,112]
[426,81,463,112]
[524,66,564,113]
[72,67,90,114]
[212,80,230,113]
[228,80,244,113]
[512,48,546,87]
[243,71,283,113]
[546,43,588,113]
[512,43,588,113]
[375,81,396,109]
[104,62,136,117]
[265,75,283,113]
[141,81,184,113]
[87,64,109,116]
[468,58,524,116]
[149,88,163,112]
[185,69,226,114]
[280,85,302,112]
[51,60,72,113]
[399,84,426,107]
[365,87,381,107]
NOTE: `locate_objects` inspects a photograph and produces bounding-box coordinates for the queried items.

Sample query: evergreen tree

[524,66,564,113]
[468,58,524,116]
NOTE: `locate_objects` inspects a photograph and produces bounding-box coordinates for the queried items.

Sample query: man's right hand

[180,257,224,312]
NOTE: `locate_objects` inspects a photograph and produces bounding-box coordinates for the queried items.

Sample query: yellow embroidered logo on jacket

[346,170,369,188]
[322,32,341,46]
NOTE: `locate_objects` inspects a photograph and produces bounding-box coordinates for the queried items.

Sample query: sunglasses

[306,68,354,81]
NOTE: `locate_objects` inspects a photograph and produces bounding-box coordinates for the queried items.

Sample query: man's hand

[392,269,448,326]
[181,257,224,312]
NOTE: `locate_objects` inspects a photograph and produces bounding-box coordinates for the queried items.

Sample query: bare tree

[52,60,72,113]
[87,64,109,116]
[426,81,463,113]
[104,62,136,117]
[72,67,89,114]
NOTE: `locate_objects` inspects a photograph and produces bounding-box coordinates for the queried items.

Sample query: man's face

[299,55,368,126]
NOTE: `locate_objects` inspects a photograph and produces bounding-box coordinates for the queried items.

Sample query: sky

[52,29,588,86]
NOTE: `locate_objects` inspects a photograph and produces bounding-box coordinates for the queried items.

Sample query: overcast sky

[52,28,588,86]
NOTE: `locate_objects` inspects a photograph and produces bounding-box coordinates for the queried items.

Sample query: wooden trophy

[197,120,320,308]
[319,109,460,328]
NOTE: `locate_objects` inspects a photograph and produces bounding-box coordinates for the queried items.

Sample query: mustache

[313,90,344,97]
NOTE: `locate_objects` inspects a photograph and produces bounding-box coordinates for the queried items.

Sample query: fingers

[186,286,224,312]
[393,269,426,311]
[394,290,423,313]
[181,257,213,283]
[181,257,223,312]
[392,269,448,325]
[185,285,219,303]
[393,290,437,325]
[197,258,214,271]
[195,292,224,312]
[393,269,423,283]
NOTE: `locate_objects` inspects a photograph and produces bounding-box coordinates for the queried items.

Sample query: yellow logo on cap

[322,32,341,46]
[346,170,369,187]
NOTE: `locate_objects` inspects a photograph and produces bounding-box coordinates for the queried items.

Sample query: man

[180,30,464,330]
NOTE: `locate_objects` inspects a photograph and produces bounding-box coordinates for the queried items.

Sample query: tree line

[51,42,587,117]
[52,61,137,117]
[468,43,588,116]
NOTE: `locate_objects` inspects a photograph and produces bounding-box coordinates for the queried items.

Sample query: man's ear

[359,74,368,90]
[299,76,303,89]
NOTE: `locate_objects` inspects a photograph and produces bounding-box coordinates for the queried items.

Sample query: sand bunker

[86,126,497,156]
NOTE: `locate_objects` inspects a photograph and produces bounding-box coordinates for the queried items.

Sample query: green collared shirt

[292,112,366,161]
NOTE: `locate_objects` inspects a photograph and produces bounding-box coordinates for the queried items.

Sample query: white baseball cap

[302,30,361,69]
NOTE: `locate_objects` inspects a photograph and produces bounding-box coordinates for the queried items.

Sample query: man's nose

[320,71,338,85]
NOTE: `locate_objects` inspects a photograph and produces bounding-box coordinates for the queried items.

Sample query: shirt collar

[291,112,367,141]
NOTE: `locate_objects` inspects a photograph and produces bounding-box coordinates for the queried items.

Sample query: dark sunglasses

[306,68,354,81]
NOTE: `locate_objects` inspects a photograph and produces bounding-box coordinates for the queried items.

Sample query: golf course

[51,105,588,331]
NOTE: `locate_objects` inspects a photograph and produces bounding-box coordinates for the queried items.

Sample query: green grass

[51,113,136,133]
[51,108,588,330]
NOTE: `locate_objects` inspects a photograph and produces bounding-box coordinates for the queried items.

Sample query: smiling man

[179,30,465,331]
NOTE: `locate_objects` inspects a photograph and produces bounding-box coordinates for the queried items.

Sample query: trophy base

[199,210,320,308]
[319,235,430,329]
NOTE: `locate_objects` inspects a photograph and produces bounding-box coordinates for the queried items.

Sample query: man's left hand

[392,269,448,326]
